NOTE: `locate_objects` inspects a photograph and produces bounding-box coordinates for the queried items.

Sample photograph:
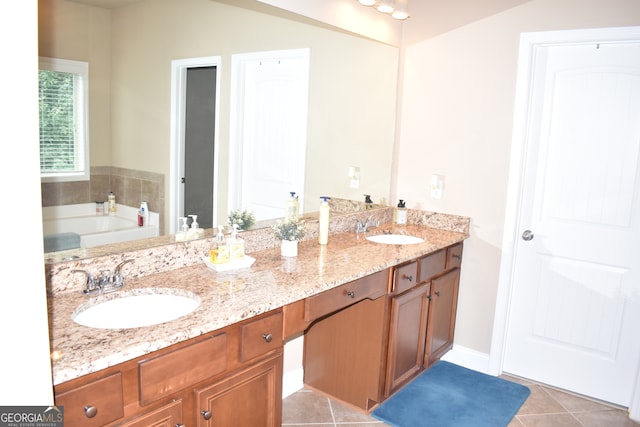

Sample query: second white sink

[73,289,200,329]
[366,234,425,245]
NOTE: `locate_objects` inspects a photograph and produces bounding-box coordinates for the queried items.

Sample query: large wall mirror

[38,0,398,259]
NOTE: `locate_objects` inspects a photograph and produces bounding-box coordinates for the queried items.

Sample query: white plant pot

[281,240,298,257]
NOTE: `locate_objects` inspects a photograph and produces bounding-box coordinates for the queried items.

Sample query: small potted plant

[272,220,306,257]
[228,208,256,231]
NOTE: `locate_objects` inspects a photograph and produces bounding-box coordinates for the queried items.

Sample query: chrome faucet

[112,259,134,286]
[355,218,380,233]
[72,269,99,295]
[73,259,134,295]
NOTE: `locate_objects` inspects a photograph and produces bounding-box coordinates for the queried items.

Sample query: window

[39,57,89,182]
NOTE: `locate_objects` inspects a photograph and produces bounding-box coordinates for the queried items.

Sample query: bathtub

[42,203,159,251]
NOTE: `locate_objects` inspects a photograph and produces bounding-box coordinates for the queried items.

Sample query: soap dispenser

[187,215,205,239]
[394,199,408,225]
[318,196,331,245]
[364,194,373,210]
[285,192,299,222]
[175,217,189,241]
[228,224,245,262]
[210,225,230,264]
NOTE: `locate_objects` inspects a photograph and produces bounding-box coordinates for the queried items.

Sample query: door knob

[522,230,534,241]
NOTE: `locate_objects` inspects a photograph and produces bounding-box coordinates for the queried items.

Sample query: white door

[229,49,309,220]
[503,40,640,406]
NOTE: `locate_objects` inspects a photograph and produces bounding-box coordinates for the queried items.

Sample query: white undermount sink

[73,289,200,329]
[366,234,425,245]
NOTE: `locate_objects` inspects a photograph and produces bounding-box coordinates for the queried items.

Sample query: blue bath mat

[372,361,530,427]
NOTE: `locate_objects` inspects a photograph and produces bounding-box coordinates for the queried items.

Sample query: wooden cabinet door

[194,353,282,427]
[425,268,460,367]
[118,400,183,427]
[385,284,430,397]
[304,296,388,411]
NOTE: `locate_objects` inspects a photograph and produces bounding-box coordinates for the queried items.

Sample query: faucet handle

[72,269,98,294]
[99,270,111,286]
[113,259,134,286]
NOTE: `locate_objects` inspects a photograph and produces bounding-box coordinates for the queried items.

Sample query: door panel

[184,66,216,229]
[230,49,309,220]
[504,41,640,406]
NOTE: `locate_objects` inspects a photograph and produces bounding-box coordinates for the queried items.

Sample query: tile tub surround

[47,209,469,385]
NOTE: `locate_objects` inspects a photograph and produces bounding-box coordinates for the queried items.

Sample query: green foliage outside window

[38,69,78,173]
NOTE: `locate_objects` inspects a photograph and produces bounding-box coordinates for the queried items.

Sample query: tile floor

[282,376,640,427]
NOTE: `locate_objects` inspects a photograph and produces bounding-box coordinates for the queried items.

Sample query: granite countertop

[49,223,468,385]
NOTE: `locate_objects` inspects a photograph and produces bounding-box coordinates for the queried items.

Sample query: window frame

[38,57,90,182]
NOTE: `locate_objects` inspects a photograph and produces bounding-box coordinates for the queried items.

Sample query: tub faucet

[355,218,380,233]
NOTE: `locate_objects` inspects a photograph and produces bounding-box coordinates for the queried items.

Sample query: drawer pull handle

[262,333,273,343]
[84,406,98,418]
[201,409,212,420]
[175,424,186,427]
[452,254,462,260]
[346,290,356,298]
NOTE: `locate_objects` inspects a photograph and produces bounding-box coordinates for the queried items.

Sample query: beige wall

[395,0,640,354]
[38,0,112,166]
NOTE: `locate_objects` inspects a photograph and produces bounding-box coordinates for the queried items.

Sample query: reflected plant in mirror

[228,208,256,231]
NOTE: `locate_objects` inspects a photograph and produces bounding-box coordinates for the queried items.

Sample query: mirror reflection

[38,0,398,259]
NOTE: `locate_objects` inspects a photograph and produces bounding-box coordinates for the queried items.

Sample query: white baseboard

[440,345,491,374]
[282,367,304,399]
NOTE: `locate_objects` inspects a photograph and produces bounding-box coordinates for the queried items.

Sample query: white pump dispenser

[318,196,330,245]
[187,215,205,239]
[228,224,245,262]
[175,217,189,241]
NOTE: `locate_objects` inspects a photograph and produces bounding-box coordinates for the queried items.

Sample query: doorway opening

[170,56,221,233]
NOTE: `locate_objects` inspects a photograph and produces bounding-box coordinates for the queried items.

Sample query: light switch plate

[348,166,360,189]
[431,174,444,199]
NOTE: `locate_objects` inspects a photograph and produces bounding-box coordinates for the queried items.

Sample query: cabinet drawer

[418,250,446,283]
[394,261,418,294]
[446,243,463,269]
[55,372,123,427]
[138,333,227,405]
[118,399,182,427]
[305,269,388,321]
[240,312,283,362]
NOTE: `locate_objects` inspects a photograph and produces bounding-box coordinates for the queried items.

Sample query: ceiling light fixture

[391,0,409,20]
[376,0,394,14]
[357,0,410,21]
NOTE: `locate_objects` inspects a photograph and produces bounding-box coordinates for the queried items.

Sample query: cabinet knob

[201,409,212,420]
[262,333,273,343]
[402,274,413,282]
[175,424,186,427]
[434,291,441,297]
[452,254,462,260]
[346,290,356,298]
[84,406,98,418]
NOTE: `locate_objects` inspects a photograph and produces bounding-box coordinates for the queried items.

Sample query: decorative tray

[202,255,256,272]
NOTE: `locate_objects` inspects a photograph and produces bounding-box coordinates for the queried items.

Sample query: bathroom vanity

[48,210,469,426]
